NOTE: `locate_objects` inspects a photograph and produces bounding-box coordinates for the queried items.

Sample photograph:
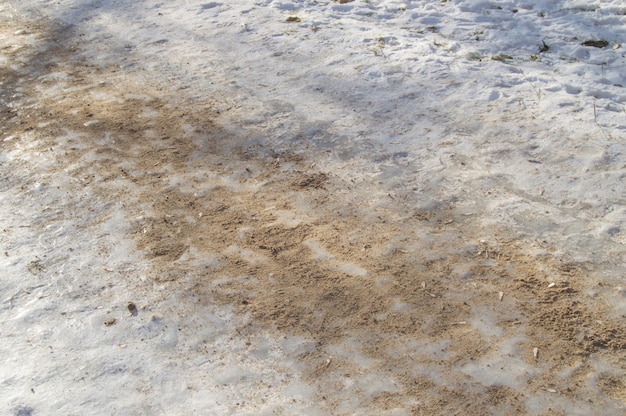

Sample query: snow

[1,0,625,414]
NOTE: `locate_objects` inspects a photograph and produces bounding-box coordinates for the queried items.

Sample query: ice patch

[139,106,159,119]
[305,240,368,277]
[336,262,368,277]
[267,209,303,228]
[391,298,413,313]
[305,240,332,261]
[89,90,125,103]
[469,305,505,338]
[124,93,155,101]
[224,245,267,265]
[460,335,535,389]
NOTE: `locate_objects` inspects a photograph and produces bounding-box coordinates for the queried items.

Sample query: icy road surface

[1,1,625,414]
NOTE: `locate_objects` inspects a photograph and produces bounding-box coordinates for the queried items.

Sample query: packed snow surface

[1,0,625,415]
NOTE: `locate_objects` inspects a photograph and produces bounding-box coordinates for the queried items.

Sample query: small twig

[601,62,606,81]
[593,102,612,140]
[519,66,541,103]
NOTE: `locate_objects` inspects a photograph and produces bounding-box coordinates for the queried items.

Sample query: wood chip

[547,282,556,288]
[498,291,504,301]
[533,347,539,359]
